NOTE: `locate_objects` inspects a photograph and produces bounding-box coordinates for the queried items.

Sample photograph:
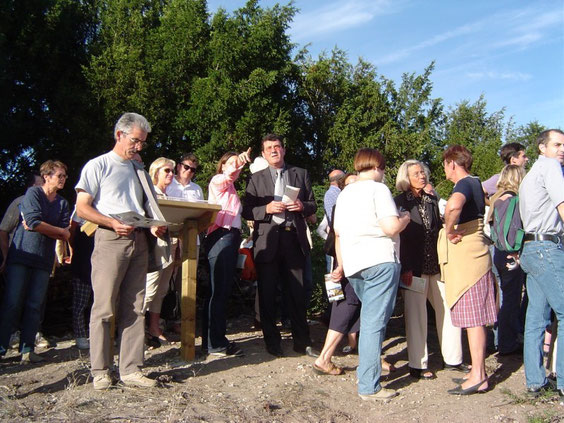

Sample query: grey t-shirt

[75,151,145,217]
[0,195,24,234]
[519,155,564,235]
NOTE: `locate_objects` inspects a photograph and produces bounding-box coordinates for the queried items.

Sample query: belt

[279,225,296,232]
[524,233,563,244]
[99,226,144,233]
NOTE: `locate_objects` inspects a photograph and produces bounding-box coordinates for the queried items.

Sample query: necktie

[272,169,285,224]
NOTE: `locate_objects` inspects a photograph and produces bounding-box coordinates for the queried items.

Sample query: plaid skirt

[450,270,497,328]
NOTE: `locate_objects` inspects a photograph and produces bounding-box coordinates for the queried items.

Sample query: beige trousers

[403,273,463,369]
[144,263,176,314]
[89,228,148,377]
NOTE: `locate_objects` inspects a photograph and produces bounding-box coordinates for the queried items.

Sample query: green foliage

[1,0,556,220]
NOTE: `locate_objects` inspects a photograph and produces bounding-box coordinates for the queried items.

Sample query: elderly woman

[144,157,177,346]
[0,160,70,362]
[486,164,527,355]
[394,160,464,380]
[439,145,497,395]
[333,148,410,400]
[202,148,251,357]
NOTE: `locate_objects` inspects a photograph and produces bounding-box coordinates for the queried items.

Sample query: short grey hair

[395,159,425,192]
[114,112,152,140]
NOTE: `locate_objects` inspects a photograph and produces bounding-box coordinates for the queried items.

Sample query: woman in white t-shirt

[333,148,410,401]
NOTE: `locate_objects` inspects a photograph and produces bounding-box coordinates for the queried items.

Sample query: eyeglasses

[124,133,147,149]
[162,168,173,174]
[52,173,68,179]
[181,163,197,172]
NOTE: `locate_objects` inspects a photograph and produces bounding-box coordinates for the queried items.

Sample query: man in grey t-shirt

[76,112,165,390]
[518,129,564,397]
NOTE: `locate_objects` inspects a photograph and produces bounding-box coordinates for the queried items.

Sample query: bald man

[324,169,345,225]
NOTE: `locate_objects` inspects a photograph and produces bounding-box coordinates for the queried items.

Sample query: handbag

[160,274,180,321]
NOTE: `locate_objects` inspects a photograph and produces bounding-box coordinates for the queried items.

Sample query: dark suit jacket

[243,164,316,263]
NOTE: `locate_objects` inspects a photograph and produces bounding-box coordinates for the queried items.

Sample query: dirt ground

[1,312,563,423]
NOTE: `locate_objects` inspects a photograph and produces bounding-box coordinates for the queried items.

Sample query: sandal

[382,359,396,373]
[312,363,344,376]
[409,367,436,380]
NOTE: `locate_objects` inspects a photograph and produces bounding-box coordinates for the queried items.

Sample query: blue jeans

[0,264,51,355]
[202,228,240,352]
[520,240,564,389]
[494,247,526,353]
[348,262,400,395]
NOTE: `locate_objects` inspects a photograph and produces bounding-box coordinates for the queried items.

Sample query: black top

[452,176,485,224]
[394,191,441,276]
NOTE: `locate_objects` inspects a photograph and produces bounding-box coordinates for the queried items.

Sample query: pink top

[207,162,244,234]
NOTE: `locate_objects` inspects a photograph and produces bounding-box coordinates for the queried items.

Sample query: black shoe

[211,342,244,357]
[452,377,467,385]
[253,318,261,330]
[526,379,557,397]
[443,362,471,373]
[146,335,161,349]
[266,346,284,357]
[294,346,319,358]
[498,346,523,357]
[448,379,488,395]
[409,367,436,380]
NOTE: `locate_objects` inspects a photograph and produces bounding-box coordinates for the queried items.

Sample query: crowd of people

[0,112,563,402]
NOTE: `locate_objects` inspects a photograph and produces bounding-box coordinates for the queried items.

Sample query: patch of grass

[527,409,561,423]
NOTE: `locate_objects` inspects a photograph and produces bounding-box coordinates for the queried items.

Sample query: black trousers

[256,230,310,351]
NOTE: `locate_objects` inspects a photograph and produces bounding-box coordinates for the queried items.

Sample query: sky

[207,0,564,129]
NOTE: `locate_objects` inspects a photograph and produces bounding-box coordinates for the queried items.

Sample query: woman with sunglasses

[144,157,178,347]
[0,160,70,363]
[202,148,251,357]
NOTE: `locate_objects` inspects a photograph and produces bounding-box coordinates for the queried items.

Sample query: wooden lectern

[157,199,221,361]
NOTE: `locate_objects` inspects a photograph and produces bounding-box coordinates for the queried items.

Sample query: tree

[434,96,506,198]
[0,0,98,209]
[183,0,298,185]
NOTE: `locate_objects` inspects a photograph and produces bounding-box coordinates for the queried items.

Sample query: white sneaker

[76,337,90,350]
[359,388,398,401]
[93,373,112,390]
[21,351,45,364]
[120,372,157,388]
[35,332,53,348]
[9,331,20,349]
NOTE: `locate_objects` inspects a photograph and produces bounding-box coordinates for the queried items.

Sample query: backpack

[490,191,525,252]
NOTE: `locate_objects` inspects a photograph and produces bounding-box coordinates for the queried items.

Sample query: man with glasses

[166,153,204,202]
[75,112,165,390]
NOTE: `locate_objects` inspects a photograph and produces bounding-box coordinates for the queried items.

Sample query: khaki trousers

[403,273,463,369]
[144,263,175,314]
[89,228,148,377]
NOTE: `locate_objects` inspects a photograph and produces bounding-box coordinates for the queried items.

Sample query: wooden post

[180,219,199,361]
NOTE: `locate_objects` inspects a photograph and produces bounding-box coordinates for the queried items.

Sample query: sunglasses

[162,168,173,174]
[181,163,197,172]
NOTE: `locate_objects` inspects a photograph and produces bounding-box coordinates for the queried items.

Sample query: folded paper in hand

[282,186,300,204]
[399,275,427,294]
[110,211,171,228]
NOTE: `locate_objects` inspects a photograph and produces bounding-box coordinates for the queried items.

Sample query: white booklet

[399,275,427,294]
[110,211,171,228]
[282,185,300,204]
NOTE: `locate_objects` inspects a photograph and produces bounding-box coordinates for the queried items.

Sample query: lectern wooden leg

[180,219,198,361]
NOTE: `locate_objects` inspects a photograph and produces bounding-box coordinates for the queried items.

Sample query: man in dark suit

[243,134,317,357]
